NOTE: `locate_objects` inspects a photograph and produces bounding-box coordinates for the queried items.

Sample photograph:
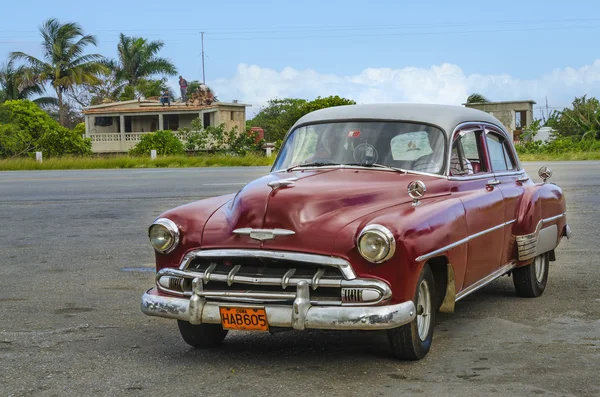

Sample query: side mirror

[538,166,553,183]
[407,180,426,206]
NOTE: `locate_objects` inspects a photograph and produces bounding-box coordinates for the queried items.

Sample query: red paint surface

[151,153,566,304]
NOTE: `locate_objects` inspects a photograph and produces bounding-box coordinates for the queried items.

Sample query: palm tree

[0,59,56,105]
[10,18,107,126]
[113,34,177,88]
[466,93,490,104]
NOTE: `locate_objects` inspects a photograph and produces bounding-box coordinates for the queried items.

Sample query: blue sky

[2,0,600,116]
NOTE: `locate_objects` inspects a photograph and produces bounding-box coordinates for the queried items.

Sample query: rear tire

[387,264,436,360]
[177,320,228,348]
[513,252,549,298]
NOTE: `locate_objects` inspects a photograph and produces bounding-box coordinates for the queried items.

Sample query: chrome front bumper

[141,279,416,331]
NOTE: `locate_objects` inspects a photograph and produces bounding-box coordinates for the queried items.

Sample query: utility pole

[545,96,549,121]
[201,32,206,84]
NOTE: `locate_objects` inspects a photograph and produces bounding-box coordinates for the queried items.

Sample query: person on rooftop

[160,89,171,106]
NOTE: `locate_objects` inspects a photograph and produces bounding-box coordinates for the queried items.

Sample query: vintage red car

[141,104,570,360]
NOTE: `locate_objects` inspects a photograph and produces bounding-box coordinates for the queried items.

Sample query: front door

[450,126,505,288]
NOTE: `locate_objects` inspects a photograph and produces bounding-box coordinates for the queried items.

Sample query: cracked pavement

[1,163,599,397]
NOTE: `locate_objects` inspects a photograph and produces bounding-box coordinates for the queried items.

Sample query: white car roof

[292,103,506,135]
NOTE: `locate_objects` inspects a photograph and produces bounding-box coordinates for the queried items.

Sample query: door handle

[517,175,529,183]
[487,179,501,186]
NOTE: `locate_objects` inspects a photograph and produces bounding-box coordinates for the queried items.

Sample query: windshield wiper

[286,161,341,172]
[345,163,407,173]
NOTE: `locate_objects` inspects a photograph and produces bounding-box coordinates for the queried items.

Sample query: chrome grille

[155,249,390,306]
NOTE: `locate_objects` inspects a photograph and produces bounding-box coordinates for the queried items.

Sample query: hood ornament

[268,177,298,190]
[407,180,426,206]
[233,228,295,241]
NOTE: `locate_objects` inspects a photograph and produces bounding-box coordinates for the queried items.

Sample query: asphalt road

[1,162,599,397]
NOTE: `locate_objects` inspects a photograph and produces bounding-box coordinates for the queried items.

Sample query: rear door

[484,127,529,264]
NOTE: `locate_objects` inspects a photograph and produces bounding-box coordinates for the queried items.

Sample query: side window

[450,130,486,176]
[486,133,516,172]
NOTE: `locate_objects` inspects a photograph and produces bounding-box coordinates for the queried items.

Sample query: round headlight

[357,224,396,263]
[149,218,179,254]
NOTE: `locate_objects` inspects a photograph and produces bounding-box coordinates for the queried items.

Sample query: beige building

[83,100,250,153]
[463,100,536,141]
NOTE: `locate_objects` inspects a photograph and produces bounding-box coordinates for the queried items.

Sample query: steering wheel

[353,143,378,165]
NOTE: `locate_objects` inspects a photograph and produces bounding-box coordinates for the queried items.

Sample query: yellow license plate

[219,307,269,331]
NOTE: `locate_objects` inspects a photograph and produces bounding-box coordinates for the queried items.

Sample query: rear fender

[514,183,566,263]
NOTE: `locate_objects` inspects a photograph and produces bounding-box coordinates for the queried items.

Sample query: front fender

[153,194,236,270]
[332,196,468,304]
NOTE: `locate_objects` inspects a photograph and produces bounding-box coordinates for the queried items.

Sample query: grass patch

[0,154,274,171]
[518,151,600,161]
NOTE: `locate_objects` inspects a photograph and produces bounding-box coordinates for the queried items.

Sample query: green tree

[546,95,600,140]
[0,59,56,106]
[0,99,90,157]
[248,95,356,142]
[466,93,490,104]
[10,18,107,126]
[113,34,177,89]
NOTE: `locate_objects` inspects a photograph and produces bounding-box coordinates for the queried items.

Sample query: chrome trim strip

[233,228,296,241]
[416,220,517,262]
[180,249,357,280]
[543,212,566,224]
[455,261,516,301]
[448,173,495,181]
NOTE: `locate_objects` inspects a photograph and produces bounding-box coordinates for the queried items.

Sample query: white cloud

[211,60,600,116]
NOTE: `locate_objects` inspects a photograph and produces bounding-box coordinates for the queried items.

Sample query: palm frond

[466,93,490,104]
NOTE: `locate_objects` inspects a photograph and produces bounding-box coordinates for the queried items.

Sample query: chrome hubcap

[416,280,432,341]
[534,255,545,282]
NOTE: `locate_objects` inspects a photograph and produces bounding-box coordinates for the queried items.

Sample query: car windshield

[273,121,446,174]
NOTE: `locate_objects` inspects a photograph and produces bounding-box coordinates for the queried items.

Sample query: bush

[182,119,265,155]
[36,127,92,157]
[0,100,91,157]
[129,130,185,156]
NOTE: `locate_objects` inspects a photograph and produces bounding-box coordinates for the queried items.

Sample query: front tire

[387,264,436,360]
[513,252,550,297]
[177,320,228,348]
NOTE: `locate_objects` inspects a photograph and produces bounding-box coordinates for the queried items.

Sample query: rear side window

[486,133,516,171]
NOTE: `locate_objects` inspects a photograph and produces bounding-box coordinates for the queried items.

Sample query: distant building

[463,100,536,141]
[83,100,251,153]
[536,126,555,142]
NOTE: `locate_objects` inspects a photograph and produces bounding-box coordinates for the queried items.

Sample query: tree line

[0,18,182,128]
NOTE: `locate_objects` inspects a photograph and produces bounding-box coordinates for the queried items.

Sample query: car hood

[201,168,438,255]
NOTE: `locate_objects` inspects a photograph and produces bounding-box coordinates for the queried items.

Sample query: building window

[94,116,113,127]
[203,112,211,127]
[515,110,527,129]
[230,111,235,121]
[164,114,180,131]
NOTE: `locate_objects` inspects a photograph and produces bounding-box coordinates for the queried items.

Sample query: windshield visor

[273,121,446,174]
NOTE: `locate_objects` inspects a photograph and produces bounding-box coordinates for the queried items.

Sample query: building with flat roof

[463,100,536,141]
[83,100,250,153]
